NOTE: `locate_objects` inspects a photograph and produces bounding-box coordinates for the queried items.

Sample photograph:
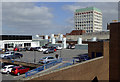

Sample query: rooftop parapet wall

[66,31,109,41]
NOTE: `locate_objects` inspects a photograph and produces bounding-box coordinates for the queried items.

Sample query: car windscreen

[8,66,15,69]
[12,68,16,71]
[42,57,47,59]
[5,52,9,54]
[48,57,54,59]
[2,67,7,69]
[15,53,20,55]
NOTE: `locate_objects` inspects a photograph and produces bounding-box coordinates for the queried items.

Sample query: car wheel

[7,71,10,74]
[17,72,20,76]
[18,56,21,58]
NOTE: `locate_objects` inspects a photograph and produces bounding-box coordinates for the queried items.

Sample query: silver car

[39,56,56,64]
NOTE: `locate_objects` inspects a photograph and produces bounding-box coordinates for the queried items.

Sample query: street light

[60,50,61,58]
[34,50,36,63]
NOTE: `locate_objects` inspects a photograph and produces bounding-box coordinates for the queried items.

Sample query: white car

[1,65,15,74]
[39,56,56,64]
[38,48,47,52]
[56,46,62,50]
[0,51,14,58]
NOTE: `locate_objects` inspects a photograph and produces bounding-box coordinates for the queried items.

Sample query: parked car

[30,47,39,51]
[56,46,62,50]
[1,65,16,74]
[17,48,26,52]
[0,62,10,68]
[5,48,9,52]
[2,55,20,60]
[79,55,90,61]
[25,47,31,51]
[0,51,14,58]
[11,66,30,76]
[38,47,48,52]
[67,45,75,49]
[34,47,41,51]
[51,47,57,52]
[14,53,23,58]
[39,56,56,64]
[13,48,18,51]
[43,48,54,54]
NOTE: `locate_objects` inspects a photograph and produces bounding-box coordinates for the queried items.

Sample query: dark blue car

[79,55,90,61]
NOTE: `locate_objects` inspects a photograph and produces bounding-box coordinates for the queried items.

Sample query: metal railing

[55,62,73,70]
[25,58,62,78]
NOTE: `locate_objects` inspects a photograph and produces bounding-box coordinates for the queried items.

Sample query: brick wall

[109,22,120,80]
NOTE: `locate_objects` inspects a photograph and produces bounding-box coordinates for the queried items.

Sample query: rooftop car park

[0,48,89,80]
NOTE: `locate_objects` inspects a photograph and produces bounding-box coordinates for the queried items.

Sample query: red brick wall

[109,22,120,80]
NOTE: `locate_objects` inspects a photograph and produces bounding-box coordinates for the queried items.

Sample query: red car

[11,66,30,76]
[13,48,18,51]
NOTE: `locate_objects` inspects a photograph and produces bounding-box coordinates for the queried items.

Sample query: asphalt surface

[1,49,88,81]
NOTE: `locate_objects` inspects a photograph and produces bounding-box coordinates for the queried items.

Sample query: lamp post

[34,50,36,63]
[60,50,61,58]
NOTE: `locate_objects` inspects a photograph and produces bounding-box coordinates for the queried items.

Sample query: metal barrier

[55,62,73,70]
[45,58,62,69]
[25,58,62,78]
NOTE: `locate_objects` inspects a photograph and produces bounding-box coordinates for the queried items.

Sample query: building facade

[0,35,32,49]
[0,35,47,49]
[109,22,120,81]
[118,1,120,22]
[74,7,102,33]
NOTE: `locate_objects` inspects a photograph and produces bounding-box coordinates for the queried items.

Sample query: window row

[75,21,93,23]
[75,11,93,15]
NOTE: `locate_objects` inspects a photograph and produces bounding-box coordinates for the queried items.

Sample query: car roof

[41,56,54,59]
[15,53,20,54]
[4,65,14,67]
[46,56,54,57]
[5,51,14,53]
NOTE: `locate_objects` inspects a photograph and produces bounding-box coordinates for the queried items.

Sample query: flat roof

[75,7,101,13]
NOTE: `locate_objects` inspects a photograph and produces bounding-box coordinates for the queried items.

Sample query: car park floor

[1,49,88,80]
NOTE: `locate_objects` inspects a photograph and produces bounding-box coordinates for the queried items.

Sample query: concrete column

[22,42,24,48]
[78,38,82,44]
[51,34,54,39]
[45,35,48,39]
[62,38,66,48]
[52,38,55,44]
[92,37,97,41]
[59,34,63,41]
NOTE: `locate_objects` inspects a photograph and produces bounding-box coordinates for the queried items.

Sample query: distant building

[74,7,102,33]
[66,30,85,35]
[0,35,48,49]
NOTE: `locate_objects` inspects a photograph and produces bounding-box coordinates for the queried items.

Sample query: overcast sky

[2,2,118,36]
